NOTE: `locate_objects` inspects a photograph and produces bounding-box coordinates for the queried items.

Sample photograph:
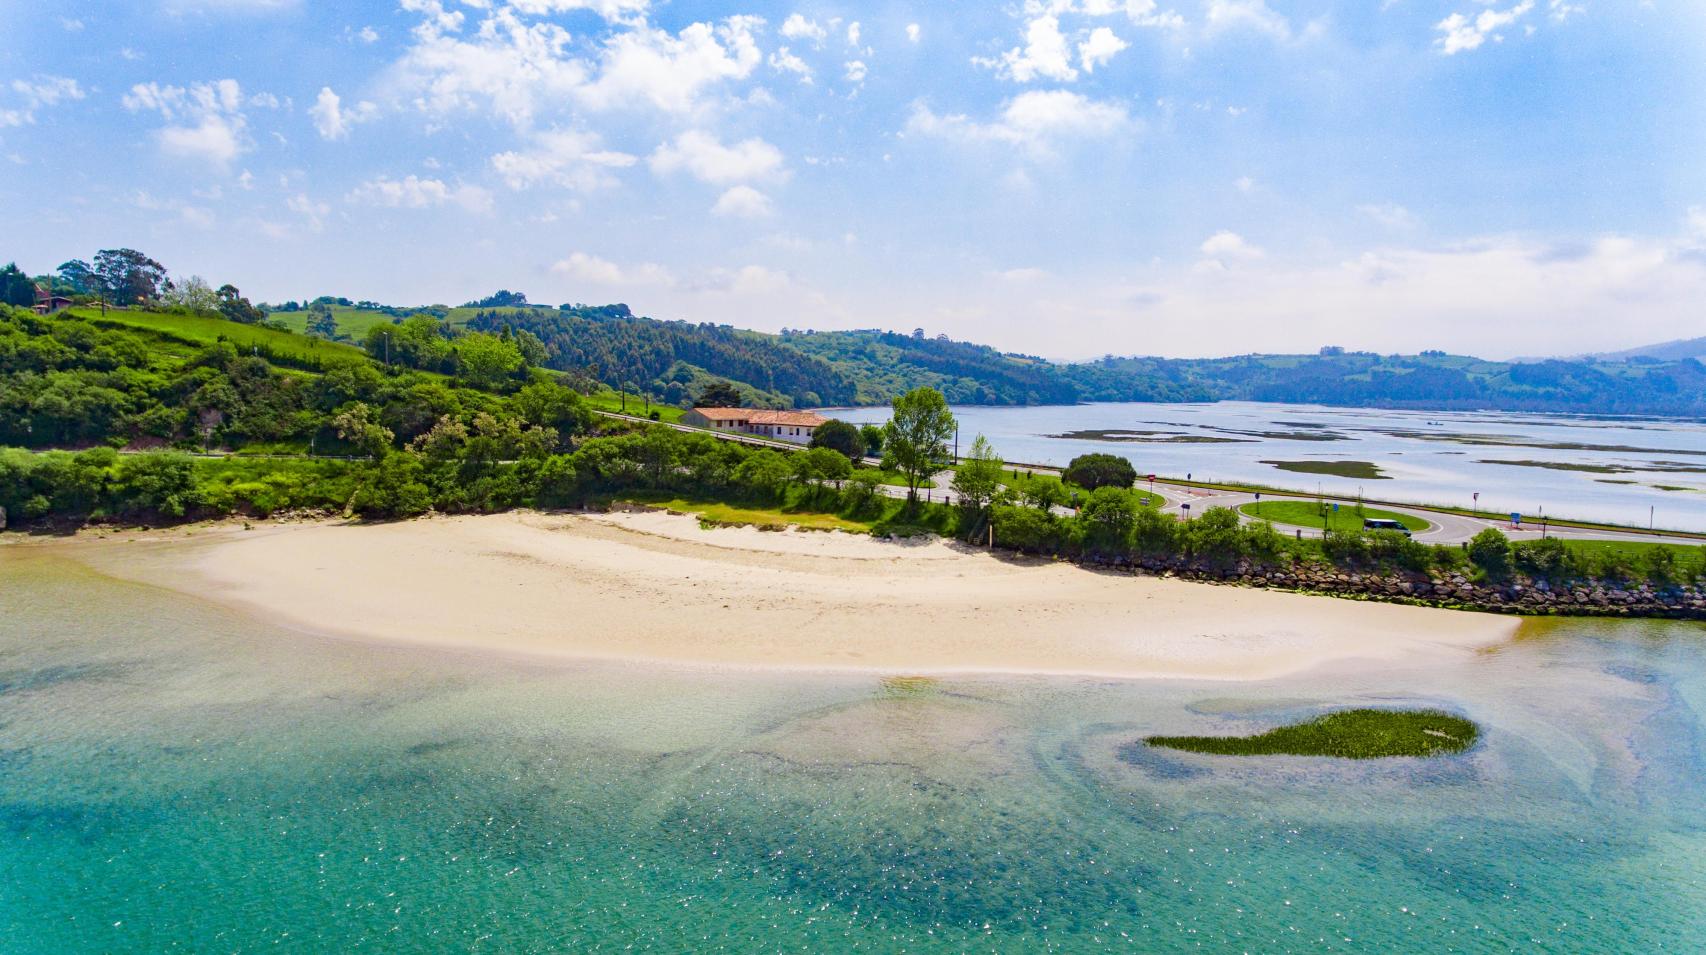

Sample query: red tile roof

[691,407,828,427]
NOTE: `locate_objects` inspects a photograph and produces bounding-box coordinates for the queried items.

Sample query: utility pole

[953,426,959,465]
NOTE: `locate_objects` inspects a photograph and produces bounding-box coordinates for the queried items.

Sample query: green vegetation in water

[1260,459,1388,480]
[1048,429,1249,444]
[1239,500,1429,532]
[1477,458,1629,474]
[1145,708,1478,759]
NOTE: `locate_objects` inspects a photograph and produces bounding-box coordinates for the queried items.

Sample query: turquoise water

[4,551,1706,951]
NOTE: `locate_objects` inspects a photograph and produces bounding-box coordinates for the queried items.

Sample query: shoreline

[27,510,1522,682]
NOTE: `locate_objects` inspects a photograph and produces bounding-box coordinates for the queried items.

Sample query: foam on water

[3,550,1705,950]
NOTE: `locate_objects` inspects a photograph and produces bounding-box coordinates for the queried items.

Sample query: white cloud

[712,185,774,218]
[357,25,380,43]
[491,128,636,190]
[506,0,653,24]
[1435,2,1534,55]
[348,174,494,213]
[309,86,377,140]
[846,21,862,47]
[1,75,86,127]
[1205,0,1290,39]
[123,79,251,167]
[1200,230,1264,259]
[286,193,331,231]
[781,14,826,44]
[1234,175,1256,193]
[769,47,813,82]
[844,60,867,83]
[649,130,784,184]
[60,17,84,31]
[577,16,763,113]
[1078,26,1128,72]
[908,90,1133,157]
[1687,206,1706,240]
[1359,203,1419,229]
[552,251,675,286]
[708,264,790,295]
[979,14,1077,82]
[906,23,921,42]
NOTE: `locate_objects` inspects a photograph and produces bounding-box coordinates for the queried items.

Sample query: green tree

[794,446,852,483]
[56,260,97,296]
[881,386,955,502]
[1467,528,1513,580]
[809,418,865,461]
[951,434,1004,519]
[735,448,791,498]
[456,332,524,390]
[0,263,35,307]
[1078,486,1137,554]
[92,248,167,306]
[1062,453,1137,491]
[306,303,337,338]
[696,379,744,407]
[333,402,395,458]
[859,423,884,456]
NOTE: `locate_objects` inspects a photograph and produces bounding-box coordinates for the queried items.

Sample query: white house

[681,407,829,445]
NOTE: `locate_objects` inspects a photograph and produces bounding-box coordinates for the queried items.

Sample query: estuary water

[826,402,1706,531]
[3,548,1706,951]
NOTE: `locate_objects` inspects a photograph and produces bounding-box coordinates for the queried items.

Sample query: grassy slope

[1239,500,1429,532]
[1147,709,1479,758]
[78,308,369,366]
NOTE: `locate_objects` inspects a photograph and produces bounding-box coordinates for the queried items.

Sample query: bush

[993,504,1067,554]
[1467,528,1513,580]
[1062,453,1137,491]
[1513,536,1576,581]
[809,419,866,462]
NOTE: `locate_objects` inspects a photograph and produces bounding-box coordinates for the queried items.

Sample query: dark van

[1363,518,1412,537]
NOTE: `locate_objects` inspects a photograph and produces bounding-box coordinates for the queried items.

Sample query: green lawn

[617,493,876,533]
[1239,499,1429,532]
[860,467,935,490]
[79,308,368,368]
[1147,709,1479,759]
[1557,538,1706,561]
[584,390,687,423]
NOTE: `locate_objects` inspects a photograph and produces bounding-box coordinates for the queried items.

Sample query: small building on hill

[682,407,828,444]
[32,285,73,316]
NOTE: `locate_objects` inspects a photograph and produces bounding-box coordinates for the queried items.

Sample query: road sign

[1331,502,1339,512]
[1511,512,1521,526]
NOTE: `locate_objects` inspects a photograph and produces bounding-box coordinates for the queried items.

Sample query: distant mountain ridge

[1582,336,1706,363]
[340,300,1706,417]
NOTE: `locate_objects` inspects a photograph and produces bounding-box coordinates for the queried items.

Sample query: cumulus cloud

[1359,203,1418,229]
[1078,26,1128,72]
[844,60,867,83]
[768,46,812,82]
[309,86,377,140]
[1435,1,1534,55]
[781,13,826,44]
[0,74,86,127]
[122,78,253,167]
[979,14,1077,82]
[711,185,773,218]
[348,174,494,213]
[1204,0,1291,39]
[491,128,636,190]
[1200,230,1264,260]
[906,23,921,42]
[551,251,675,286]
[393,6,760,125]
[908,90,1133,157]
[649,130,784,184]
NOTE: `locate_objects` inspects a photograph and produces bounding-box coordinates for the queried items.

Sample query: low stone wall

[1095,555,1706,619]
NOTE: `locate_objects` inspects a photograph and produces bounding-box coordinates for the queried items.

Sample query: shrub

[1467,528,1513,580]
[992,504,1067,554]
[1062,452,1137,491]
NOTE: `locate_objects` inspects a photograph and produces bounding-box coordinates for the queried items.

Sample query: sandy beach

[49,510,1519,680]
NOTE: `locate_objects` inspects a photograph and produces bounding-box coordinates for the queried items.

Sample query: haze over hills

[287,296,1706,418]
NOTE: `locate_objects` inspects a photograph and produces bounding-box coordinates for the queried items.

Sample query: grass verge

[1239,500,1429,532]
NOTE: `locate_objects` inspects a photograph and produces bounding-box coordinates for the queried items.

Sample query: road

[596,411,1702,547]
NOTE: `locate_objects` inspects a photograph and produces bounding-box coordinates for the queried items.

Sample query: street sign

[1511,512,1521,526]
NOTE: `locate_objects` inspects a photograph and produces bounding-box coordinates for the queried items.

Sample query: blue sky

[2,0,1703,359]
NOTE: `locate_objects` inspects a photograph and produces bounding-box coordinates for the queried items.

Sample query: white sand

[71,510,1518,680]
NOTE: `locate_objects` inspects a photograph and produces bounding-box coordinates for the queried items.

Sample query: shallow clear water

[826,401,1706,531]
[4,549,1706,951]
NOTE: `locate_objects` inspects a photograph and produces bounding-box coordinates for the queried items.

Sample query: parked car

[1363,517,1412,537]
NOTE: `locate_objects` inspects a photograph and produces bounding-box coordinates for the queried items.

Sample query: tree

[92,249,167,306]
[794,446,852,484]
[57,260,97,296]
[951,434,1003,520]
[881,386,955,502]
[333,402,395,458]
[306,303,337,338]
[0,263,35,307]
[162,275,219,313]
[859,423,884,456]
[1078,486,1137,553]
[217,284,265,324]
[509,381,592,442]
[1062,453,1137,491]
[695,379,744,407]
[735,448,791,498]
[1467,528,1512,580]
[456,332,524,390]
[809,418,865,462]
